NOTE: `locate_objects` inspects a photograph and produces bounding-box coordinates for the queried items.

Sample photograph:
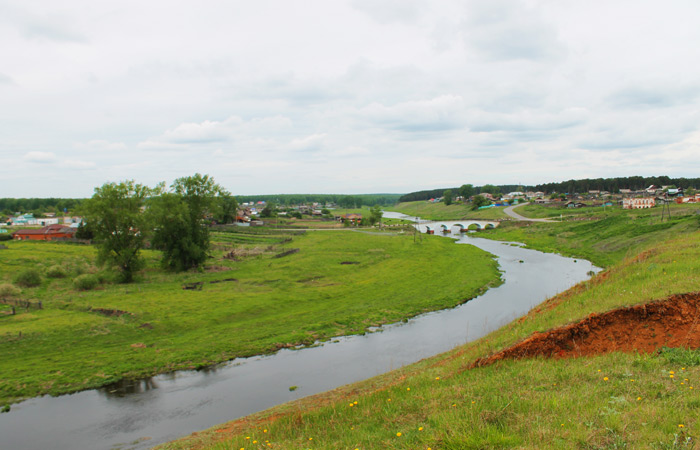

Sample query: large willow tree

[81,180,153,283]
[150,174,236,271]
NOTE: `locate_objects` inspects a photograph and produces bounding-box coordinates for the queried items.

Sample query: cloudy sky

[2,0,700,197]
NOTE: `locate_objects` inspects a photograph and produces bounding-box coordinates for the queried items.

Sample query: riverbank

[0,230,500,405]
[160,215,700,449]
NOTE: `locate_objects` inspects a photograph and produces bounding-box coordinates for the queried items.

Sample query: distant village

[431,185,699,210]
[2,184,698,242]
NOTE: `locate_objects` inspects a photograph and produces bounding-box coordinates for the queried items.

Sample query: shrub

[73,274,98,291]
[46,265,68,278]
[13,269,42,288]
[0,283,21,298]
[0,234,12,241]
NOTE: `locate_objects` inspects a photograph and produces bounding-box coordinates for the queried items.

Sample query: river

[0,226,597,450]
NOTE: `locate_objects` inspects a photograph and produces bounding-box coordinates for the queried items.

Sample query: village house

[12,224,77,241]
[622,198,655,209]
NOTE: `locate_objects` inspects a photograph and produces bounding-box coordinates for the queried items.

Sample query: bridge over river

[416,220,500,234]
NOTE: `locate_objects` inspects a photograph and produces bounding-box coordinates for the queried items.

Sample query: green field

[483,204,700,267]
[160,208,700,450]
[0,229,500,404]
[387,201,511,221]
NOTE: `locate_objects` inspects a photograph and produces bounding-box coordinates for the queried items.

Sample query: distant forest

[236,194,403,208]
[533,176,700,194]
[0,198,84,215]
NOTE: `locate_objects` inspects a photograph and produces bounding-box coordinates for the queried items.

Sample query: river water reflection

[0,231,597,450]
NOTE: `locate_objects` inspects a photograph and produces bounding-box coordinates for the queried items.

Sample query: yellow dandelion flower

[561,423,564,427]
[418,427,424,431]
[246,437,250,440]
[387,398,392,402]
[253,441,257,444]
[264,429,268,433]
[471,401,475,404]
[407,387,411,391]
[435,377,440,380]
[396,432,402,437]
[452,403,457,407]
[637,397,641,400]
[679,424,685,428]
[354,401,358,404]
[670,375,675,378]
[309,437,313,440]
[603,377,609,381]
[598,369,601,372]
[671,371,675,374]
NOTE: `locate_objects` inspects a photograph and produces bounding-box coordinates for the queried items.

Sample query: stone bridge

[416,220,500,234]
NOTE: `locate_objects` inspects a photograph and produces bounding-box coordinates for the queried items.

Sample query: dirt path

[472,292,700,367]
[504,202,555,222]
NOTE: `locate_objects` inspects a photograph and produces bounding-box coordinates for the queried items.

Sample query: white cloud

[2,0,700,196]
[24,151,58,163]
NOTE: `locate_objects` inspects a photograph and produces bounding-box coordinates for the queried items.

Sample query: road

[503,202,555,222]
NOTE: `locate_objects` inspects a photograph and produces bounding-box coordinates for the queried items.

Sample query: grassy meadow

[481,203,700,267]
[0,228,501,404]
[387,201,511,221]
[159,207,700,450]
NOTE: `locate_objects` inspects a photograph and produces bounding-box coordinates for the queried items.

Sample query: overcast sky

[2,0,700,197]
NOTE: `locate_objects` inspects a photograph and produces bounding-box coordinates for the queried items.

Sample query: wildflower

[452,403,457,407]
[349,403,354,407]
[679,424,685,428]
[354,401,358,405]
[670,375,675,378]
[264,429,268,433]
[309,437,313,440]
[435,377,440,380]
[637,397,641,401]
[561,423,564,427]
[603,377,609,381]
[671,371,675,374]
[418,427,424,431]
[396,432,402,437]
[387,398,392,402]
[407,387,411,391]
[253,441,257,444]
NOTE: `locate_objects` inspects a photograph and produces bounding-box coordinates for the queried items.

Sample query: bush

[0,283,21,298]
[13,269,42,288]
[73,274,98,291]
[46,265,68,278]
[0,234,12,241]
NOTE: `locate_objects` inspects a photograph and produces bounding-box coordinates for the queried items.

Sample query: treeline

[0,198,84,215]
[236,194,402,208]
[534,176,700,194]
[399,185,525,202]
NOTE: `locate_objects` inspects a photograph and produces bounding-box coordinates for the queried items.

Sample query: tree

[260,203,277,218]
[368,205,383,226]
[443,190,453,206]
[471,195,491,210]
[82,180,152,283]
[151,174,227,272]
[459,184,475,201]
[481,184,500,196]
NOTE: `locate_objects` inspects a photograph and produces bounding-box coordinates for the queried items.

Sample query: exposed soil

[472,292,700,367]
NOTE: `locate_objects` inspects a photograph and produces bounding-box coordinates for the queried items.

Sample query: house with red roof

[12,224,77,241]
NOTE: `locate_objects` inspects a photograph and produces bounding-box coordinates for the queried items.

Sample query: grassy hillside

[388,201,510,221]
[0,229,500,404]
[480,204,700,268]
[161,217,700,450]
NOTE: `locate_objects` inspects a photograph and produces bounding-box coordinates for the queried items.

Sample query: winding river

[0,221,597,450]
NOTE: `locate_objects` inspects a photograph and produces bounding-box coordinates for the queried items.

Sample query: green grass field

[159,210,700,450]
[0,229,500,404]
[480,204,700,267]
[387,201,511,221]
